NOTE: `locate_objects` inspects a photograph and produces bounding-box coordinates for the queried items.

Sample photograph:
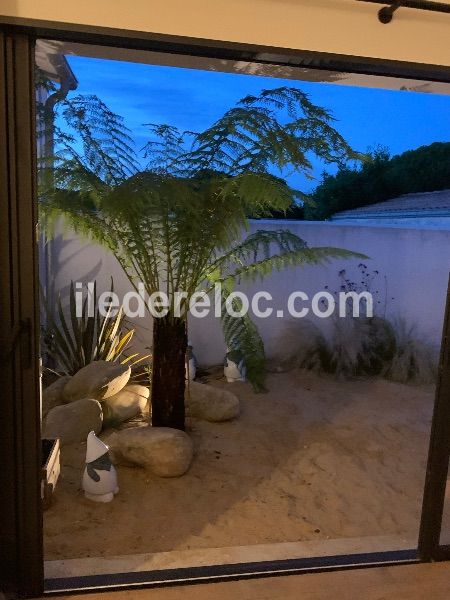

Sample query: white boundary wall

[46,220,450,366]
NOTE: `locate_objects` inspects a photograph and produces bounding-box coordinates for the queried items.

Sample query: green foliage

[41,280,148,376]
[383,319,437,384]
[294,321,330,372]
[291,316,436,384]
[143,88,363,177]
[206,229,363,286]
[39,84,363,390]
[220,283,266,392]
[37,72,136,186]
[305,143,450,220]
[289,266,435,383]
[326,316,396,378]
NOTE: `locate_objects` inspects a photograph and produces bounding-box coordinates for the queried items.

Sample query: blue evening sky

[66,55,450,193]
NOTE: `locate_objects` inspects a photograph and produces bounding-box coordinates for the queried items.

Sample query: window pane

[36,39,450,582]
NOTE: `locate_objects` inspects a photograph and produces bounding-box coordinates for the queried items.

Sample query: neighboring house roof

[332,189,450,221]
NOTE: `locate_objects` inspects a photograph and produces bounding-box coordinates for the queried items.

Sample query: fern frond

[166,87,362,178]
[56,94,138,184]
[208,231,367,286]
[220,284,266,392]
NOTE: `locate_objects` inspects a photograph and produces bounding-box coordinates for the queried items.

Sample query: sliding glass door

[36,36,450,588]
[0,30,43,598]
[1,18,450,597]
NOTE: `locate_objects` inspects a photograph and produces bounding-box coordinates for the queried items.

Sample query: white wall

[48,220,450,366]
[1,0,450,66]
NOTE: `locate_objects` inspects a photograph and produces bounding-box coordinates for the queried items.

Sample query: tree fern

[39,80,365,423]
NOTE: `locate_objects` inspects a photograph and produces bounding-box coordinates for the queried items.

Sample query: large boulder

[63,361,131,403]
[43,398,103,445]
[187,381,239,422]
[102,384,150,423]
[42,375,72,418]
[107,426,193,477]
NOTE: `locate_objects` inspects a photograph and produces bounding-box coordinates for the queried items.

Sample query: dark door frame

[0,30,43,599]
[0,15,449,598]
[419,276,450,561]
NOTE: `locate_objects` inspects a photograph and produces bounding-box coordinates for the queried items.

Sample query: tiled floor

[54,562,450,600]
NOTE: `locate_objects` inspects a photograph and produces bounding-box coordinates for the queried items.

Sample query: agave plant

[39,84,365,429]
[41,280,149,376]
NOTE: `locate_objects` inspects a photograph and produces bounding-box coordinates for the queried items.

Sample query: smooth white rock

[102,384,149,423]
[63,361,131,402]
[107,425,193,477]
[43,399,103,445]
[187,381,240,422]
[42,375,72,418]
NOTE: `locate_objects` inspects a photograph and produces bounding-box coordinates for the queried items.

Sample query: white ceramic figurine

[224,347,246,383]
[185,341,197,381]
[82,431,119,503]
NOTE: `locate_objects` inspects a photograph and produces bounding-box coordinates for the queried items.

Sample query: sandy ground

[44,370,435,561]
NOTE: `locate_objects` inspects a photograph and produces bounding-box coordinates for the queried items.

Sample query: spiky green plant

[39,84,365,429]
[41,280,149,376]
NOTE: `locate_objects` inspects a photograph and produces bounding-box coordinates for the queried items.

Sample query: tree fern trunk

[151,315,187,430]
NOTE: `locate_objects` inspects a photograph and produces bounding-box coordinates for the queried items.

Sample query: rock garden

[43,367,435,565]
[43,360,240,479]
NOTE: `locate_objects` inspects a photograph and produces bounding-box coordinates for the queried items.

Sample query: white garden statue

[185,341,197,381]
[224,347,246,383]
[82,431,119,503]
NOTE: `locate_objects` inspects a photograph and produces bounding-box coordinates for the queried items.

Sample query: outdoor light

[359,0,450,23]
